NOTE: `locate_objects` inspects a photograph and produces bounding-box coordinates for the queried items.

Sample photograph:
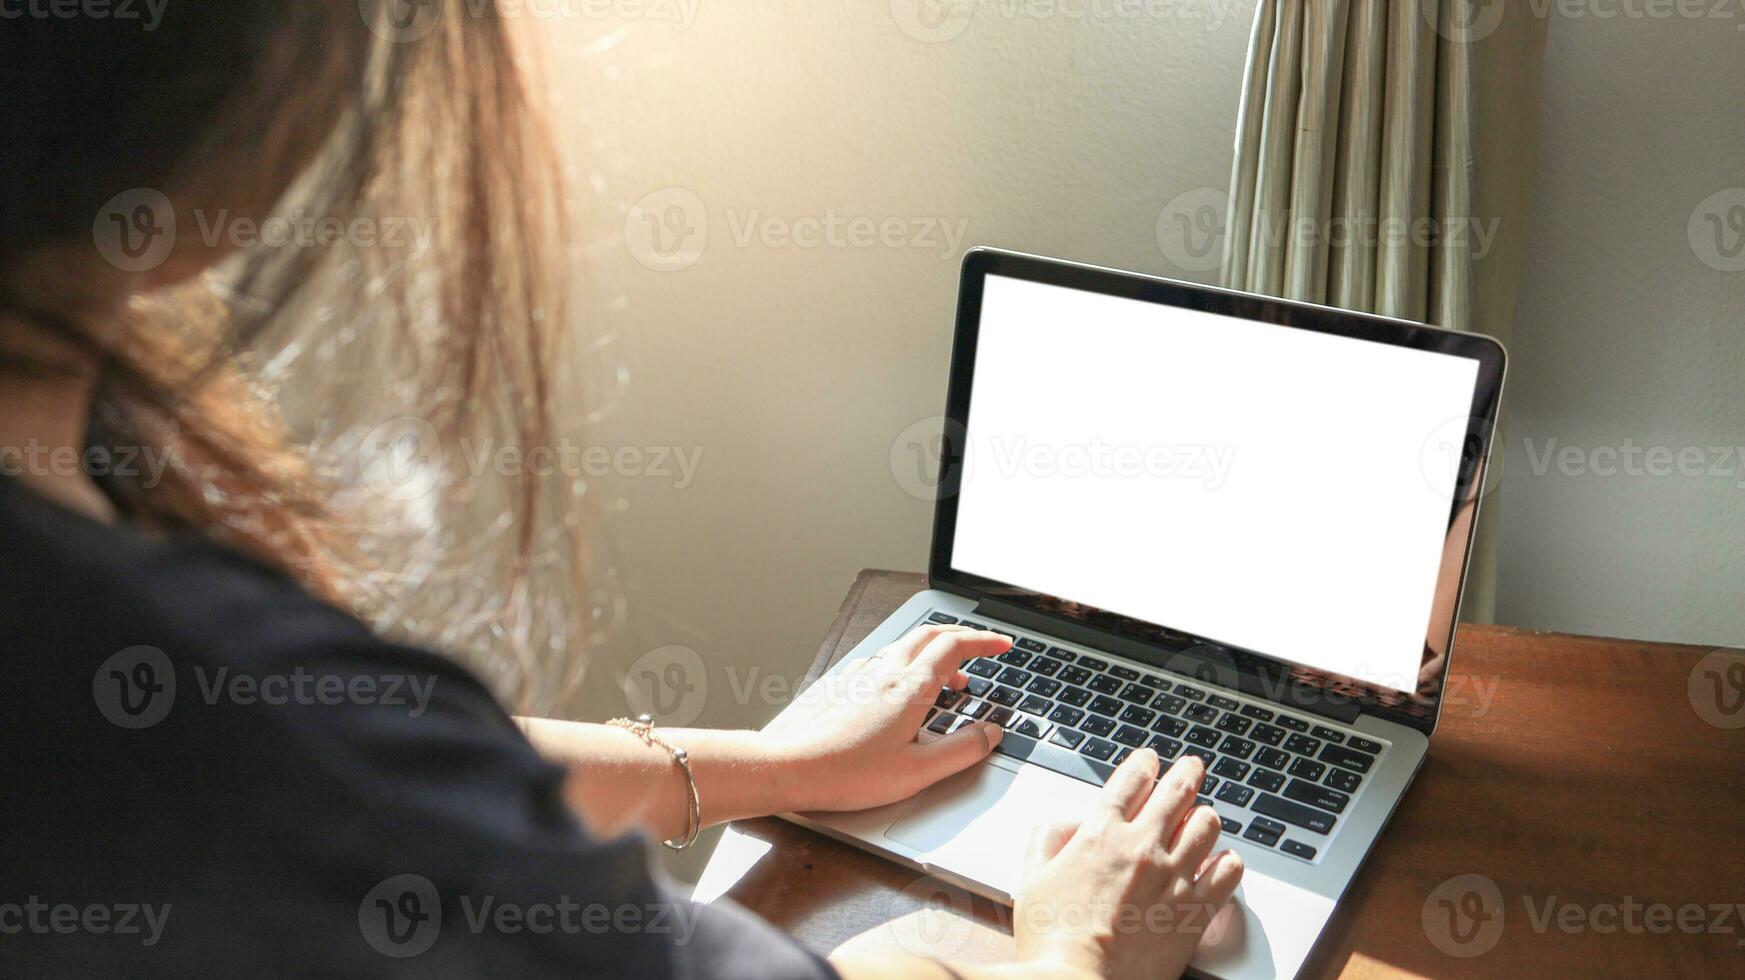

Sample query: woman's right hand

[1013,749,1244,980]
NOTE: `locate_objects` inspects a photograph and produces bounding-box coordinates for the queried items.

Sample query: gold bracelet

[607,713,702,851]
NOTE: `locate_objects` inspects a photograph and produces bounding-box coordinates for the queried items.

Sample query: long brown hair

[0,2,583,705]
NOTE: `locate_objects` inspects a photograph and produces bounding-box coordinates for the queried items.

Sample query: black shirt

[0,475,835,979]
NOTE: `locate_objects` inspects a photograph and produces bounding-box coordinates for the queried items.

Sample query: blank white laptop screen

[951,275,1482,692]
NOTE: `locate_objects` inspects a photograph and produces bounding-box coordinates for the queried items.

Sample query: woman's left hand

[762,624,1012,814]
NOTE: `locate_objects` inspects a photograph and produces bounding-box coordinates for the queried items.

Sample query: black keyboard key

[1250,723,1286,747]
[1046,647,1078,663]
[1275,715,1310,733]
[1284,734,1322,756]
[1078,656,1109,672]
[985,707,1013,727]
[958,699,989,719]
[1199,774,1220,795]
[1108,665,1140,681]
[1240,704,1275,721]
[1220,816,1242,834]
[1280,839,1317,860]
[1212,757,1250,780]
[1082,715,1116,737]
[1253,792,1336,835]
[987,686,1021,707]
[1048,727,1085,750]
[1319,743,1376,774]
[926,712,954,734]
[1152,716,1188,738]
[1111,747,1132,765]
[966,659,1000,679]
[1059,665,1093,686]
[1088,674,1124,695]
[1217,736,1256,760]
[1185,725,1220,748]
[1026,676,1063,698]
[996,649,1031,667]
[1018,694,1052,716]
[1255,747,1291,771]
[1016,637,1047,653]
[1147,736,1182,758]
[927,612,958,624]
[965,676,993,697]
[1011,715,1049,739]
[996,667,1032,687]
[1247,769,1286,793]
[934,688,961,708]
[1311,725,1346,743]
[1081,738,1118,761]
[1182,746,1216,767]
[959,621,987,631]
[1029,656,1064,677]
[1118,705,1156,727]
[1324,768,1362,793]
[1139,674,1169,690]
[1208,695,1239,711]
[1118,683,1152,704]
[1243,819,1283,847]
[1185,704,1219,724]
[1150,693,1187,716]
[1215,714,1253,735]
[1048,704,1086,726]
[1175,685,1206,701]
[1058,685,1092,707]
[1215,782,1255,807]
[1283,778,1350,814]
[1288,758,1326,781]
[1088,695,1123,717]
[1112,725,1148,748]
[1349,736,1384,754]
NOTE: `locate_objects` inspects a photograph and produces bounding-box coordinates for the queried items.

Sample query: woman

[0,3,1241,978]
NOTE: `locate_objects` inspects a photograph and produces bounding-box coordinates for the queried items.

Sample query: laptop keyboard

[915,611,1388,864]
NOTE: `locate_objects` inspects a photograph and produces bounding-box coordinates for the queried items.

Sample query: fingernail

[979,722,1003,748]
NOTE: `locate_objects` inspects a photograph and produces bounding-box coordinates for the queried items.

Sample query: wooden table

[706,570,1745,977]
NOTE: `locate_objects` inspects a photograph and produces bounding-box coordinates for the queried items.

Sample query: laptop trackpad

[884,762,1102,899]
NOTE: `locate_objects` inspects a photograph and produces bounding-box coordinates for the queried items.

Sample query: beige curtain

[1221,0,1548,622]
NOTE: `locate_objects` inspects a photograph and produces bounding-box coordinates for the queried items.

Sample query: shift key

[1253,792,1337,835]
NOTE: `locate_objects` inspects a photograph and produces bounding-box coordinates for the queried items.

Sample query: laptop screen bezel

[927,248,1507,735]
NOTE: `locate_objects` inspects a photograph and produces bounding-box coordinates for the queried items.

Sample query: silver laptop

[772,248,1505,979]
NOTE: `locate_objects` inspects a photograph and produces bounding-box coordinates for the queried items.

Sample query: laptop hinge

[971,598,1363,724]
